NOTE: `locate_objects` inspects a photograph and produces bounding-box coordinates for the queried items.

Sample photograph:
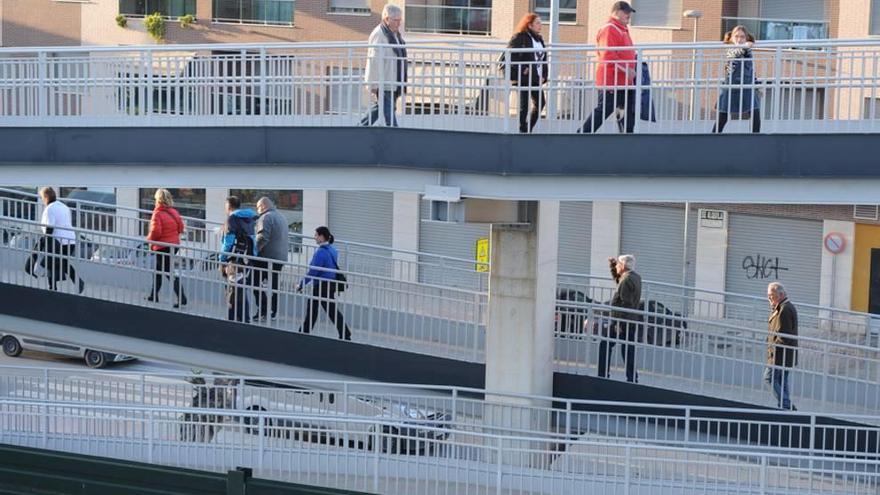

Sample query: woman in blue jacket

[713,25,760,133]
[296,226,352,340]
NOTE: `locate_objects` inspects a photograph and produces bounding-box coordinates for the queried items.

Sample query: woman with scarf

[713,25,761,133]
[507,13,548,133]
[361,4,407,127]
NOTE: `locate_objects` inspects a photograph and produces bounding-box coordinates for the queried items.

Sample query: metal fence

[2,366,880,454]
[0,216,487,362]
[0,397,877,494]
[3,39,880,133]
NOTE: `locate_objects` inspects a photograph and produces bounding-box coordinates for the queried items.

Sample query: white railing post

[140,373,146,405]
[771,46,783,126]
[37,51,48,122]
[634,49,643,134]
[684,407,691,443]
[623,445,632,495]
[495,436,503,494]
[147,409,154,463]
[43,368,49,401]
[503,48,512,134]
[260,48,268,124]
[759,455,768,494]
[451,387,458,425]
[258,412,265,472]
[146,49,154,120]
[373,422,381,493]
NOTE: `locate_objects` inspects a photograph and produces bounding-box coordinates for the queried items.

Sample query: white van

[0,333,135,368]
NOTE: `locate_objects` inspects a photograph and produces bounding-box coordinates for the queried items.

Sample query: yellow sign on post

[475,237,489,272]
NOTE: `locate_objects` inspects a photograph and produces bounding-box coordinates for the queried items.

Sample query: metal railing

[0,187,489,291]
[721,17,829,43]
[554,301,880,418]
[3,39,880,133]
[0,216,487,362]
[0,398,877,494]
[2,365,880,453]
[557,272,878,347]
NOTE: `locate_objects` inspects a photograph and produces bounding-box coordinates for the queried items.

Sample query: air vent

[854,205,879,221]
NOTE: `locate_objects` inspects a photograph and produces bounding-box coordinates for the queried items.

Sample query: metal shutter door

[620,204,697,307]
[761,0,825,21]
[725,214,822,305]
[558,201,592,274]
[418,200,489,289]
[327,191,393,247]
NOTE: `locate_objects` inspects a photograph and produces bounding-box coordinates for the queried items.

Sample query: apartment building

[5,0,879,48]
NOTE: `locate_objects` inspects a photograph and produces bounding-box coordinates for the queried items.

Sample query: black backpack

[322,245,347,293]
[229,231,254,265]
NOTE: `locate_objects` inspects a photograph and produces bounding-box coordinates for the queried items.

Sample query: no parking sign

[823,232,846,255]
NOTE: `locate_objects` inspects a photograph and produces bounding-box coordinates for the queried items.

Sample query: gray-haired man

[765,282,798,410]
[253,197,289,321]
[598,254,642,383]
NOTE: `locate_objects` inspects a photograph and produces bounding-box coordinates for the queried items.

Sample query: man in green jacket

[764,282,798,410]
[598,254,642,383]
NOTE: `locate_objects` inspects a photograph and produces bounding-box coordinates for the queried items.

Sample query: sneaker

[253,314,269,323]
[77,279,85,294]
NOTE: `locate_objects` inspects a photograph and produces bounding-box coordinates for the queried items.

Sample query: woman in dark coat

[507,13,548,133]
[713,25,760,133]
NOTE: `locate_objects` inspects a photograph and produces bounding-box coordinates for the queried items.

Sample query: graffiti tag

[741,254,789,280]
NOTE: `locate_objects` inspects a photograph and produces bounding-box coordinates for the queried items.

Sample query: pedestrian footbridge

[0,208,877,425]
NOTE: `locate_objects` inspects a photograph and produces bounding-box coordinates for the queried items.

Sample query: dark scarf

[381,22,408,86]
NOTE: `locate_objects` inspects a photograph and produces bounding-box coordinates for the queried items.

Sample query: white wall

[693,208,728,318]
[589,201,621,285]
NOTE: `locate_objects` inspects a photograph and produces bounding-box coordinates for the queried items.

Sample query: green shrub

[179,14,195,28]
[115,14,128,28]
[144,12,165,42]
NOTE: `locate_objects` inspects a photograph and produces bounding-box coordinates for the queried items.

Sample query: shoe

[253,314,268,323]
[77,280,85,294]
[146,294,158,302]
[173,299,187,309]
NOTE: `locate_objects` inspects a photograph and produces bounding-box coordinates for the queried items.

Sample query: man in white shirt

[39,187,83,293]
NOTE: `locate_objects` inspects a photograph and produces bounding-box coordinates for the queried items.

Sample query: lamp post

[547,0,561,122]
[683,10,703,122]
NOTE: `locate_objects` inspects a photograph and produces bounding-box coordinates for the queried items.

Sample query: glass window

[119,0,196,17]
[212,0,295,26]
[229,189,303,253]
[533,0,577,23]
[631,0,681,28]
[139,188,206,242]
[329,0,370,14]
[406,0,492,36]
[873,0,880,35]
[61,187,116,233]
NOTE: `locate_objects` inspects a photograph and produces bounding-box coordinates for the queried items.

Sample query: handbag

[324,246,347,293]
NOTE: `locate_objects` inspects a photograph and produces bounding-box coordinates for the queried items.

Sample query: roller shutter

[725,213,822,305]
[328,190,393,247]
[418,200,489,289]
[558,201,593,274]
[760,0,825,21]
[620,204,697,309]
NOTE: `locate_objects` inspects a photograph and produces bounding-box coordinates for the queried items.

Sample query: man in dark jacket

[599,254,642,383]
[765,282,798,410]
[252,197,289,321]
[220,196,258,323]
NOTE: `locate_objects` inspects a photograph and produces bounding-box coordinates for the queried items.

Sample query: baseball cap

[611,1,636,13]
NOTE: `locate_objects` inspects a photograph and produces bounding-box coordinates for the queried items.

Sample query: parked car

[182,375,451,456]
[555,289,593,335]
[90,240,152,268]
[638,300,687,347]
[0,333,135,369]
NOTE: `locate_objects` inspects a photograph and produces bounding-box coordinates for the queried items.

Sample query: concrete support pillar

[693,209,729,319]
[589,201,621,288]
[115,187,141,238]
[300,189,329,263]
[205,187,230,246]
[485,201,559,442]
[391,192,420,283]
[819,220,855,311]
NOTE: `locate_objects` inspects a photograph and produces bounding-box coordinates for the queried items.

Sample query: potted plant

[179,14,195,28]
[115,14,128,28]
[144,12,165,42]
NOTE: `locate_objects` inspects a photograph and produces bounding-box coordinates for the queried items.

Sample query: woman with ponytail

[296,226,352,340]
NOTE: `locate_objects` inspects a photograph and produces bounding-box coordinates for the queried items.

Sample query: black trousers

[518,88,545,133]
[252,259,283,318]
[226,267,251,323]
[150,247,186,304]
[597,321,639,383]
[45,239,78,291]
[713,109,761,133]
[299,280,351,340]
[580,89,637,134]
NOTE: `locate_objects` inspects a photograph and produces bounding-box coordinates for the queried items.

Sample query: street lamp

[682,10,704,122]
[681,10,703,295]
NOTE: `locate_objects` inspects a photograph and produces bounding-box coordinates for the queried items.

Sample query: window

[212,0,295,26]
[329,0,370,14]
[631,0,682,28]
[406,0,492,36]
[229,189,303,252]
[119,0,196,17]
[872,0,880,35]
[532,0,577,24]
[61,187,116,233]
[139,188,206,242]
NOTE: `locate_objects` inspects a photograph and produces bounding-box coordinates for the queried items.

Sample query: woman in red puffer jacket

[146,188,187,307]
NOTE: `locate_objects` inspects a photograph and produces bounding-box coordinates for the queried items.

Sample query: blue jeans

[764,366,794,410]
[360,91,399,127]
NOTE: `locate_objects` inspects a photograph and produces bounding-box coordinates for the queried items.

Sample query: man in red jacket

[579,1,638,134]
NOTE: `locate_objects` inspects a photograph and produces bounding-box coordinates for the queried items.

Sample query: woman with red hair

[506,13,548,133]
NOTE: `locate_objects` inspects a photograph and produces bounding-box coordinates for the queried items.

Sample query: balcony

[721,17,828,42]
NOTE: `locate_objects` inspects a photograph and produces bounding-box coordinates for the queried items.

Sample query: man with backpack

[220,196,258,323]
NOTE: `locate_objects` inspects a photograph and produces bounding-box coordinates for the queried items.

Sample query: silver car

[0,333,135,369]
